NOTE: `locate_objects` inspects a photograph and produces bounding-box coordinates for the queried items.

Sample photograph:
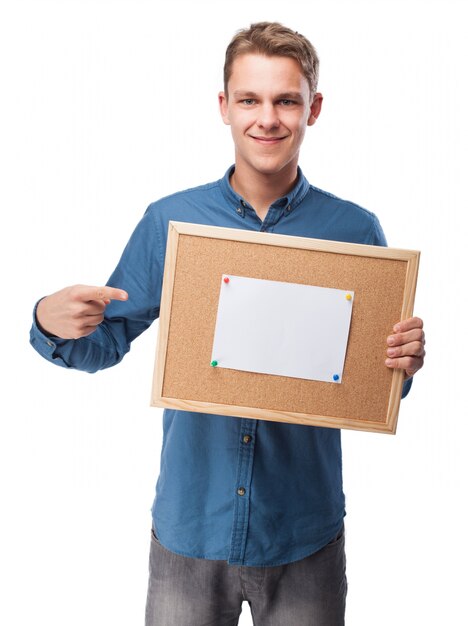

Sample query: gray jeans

[145,526,347,626]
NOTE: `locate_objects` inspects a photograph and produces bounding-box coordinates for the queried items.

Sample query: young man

[31,22,425,626]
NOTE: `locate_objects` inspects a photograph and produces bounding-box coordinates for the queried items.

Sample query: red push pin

[224,276,230,283]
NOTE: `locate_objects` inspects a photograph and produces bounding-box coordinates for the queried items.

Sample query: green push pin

[211,360,218,367]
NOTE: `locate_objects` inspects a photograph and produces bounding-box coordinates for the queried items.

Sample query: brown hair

[223,22,320,99]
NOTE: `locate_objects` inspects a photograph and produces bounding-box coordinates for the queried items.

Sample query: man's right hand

[36,285,128,340]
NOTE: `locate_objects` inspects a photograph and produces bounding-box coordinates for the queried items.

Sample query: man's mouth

[250,135,287,144]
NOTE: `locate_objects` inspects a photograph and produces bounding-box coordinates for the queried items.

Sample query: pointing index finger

[88,286,128,302]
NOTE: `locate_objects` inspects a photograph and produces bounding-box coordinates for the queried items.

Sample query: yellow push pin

[345,293,352,301]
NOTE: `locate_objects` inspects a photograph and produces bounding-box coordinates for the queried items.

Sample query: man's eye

[279,99,294,106]
[241,99,255,105]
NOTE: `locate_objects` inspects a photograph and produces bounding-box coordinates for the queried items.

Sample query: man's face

[219,53,322,180]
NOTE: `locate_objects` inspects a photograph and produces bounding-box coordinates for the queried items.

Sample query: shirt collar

[219,165,310,218]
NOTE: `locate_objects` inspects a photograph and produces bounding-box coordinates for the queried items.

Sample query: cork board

[151,222,420,434]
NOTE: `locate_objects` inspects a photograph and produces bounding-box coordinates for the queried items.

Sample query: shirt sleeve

[29,206,164,373]
[401,377,413,398]
[369,212,388,246]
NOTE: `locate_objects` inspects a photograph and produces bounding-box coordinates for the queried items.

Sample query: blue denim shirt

[30,166,412,566]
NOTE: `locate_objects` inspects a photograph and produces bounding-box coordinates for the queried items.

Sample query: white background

[1,0,466,624]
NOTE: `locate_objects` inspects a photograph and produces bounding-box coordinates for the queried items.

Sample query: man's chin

[250,161,295,177]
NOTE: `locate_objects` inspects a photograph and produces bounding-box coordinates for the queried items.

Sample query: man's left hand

[386,316,425,379]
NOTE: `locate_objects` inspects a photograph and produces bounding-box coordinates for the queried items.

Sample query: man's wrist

[34,298,56,338]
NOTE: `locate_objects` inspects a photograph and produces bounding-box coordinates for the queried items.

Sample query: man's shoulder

[146,178,224,215]
[298,179,386,246]
[306,183,377,221]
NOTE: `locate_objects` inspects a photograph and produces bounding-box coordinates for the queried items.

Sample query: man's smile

[249,135,288,144]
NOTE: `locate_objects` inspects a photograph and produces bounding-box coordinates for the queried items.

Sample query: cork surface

[160,234,408,424]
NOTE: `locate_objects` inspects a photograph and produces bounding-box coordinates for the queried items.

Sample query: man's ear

[307,92,323,126]
[218,91,231,125]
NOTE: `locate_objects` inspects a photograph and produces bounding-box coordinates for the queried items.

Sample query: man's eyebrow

[276,92,304,101]
[232,90,305,102]
[232,90,259,99]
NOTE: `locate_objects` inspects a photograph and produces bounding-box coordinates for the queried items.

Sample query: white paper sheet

[211,275,354,383]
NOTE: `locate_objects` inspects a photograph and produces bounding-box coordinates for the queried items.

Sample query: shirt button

[236,207,242,214]
[237,487,246,496]
[241,200,247,207]
[47,341,54,347]
[286,204,292,212]
[242,435,252,444]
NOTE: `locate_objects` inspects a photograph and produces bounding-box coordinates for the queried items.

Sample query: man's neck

[230,162,298,222]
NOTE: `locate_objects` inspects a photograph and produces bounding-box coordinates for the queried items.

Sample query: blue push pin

[333,374,340,381]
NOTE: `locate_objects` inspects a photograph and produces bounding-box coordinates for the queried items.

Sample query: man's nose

[257,104,280,130]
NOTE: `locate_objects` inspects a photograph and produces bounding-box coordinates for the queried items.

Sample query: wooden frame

[151,221,420,434]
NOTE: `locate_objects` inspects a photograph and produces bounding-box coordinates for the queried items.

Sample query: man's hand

[36,285,128,340]
[385,316,425,379]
